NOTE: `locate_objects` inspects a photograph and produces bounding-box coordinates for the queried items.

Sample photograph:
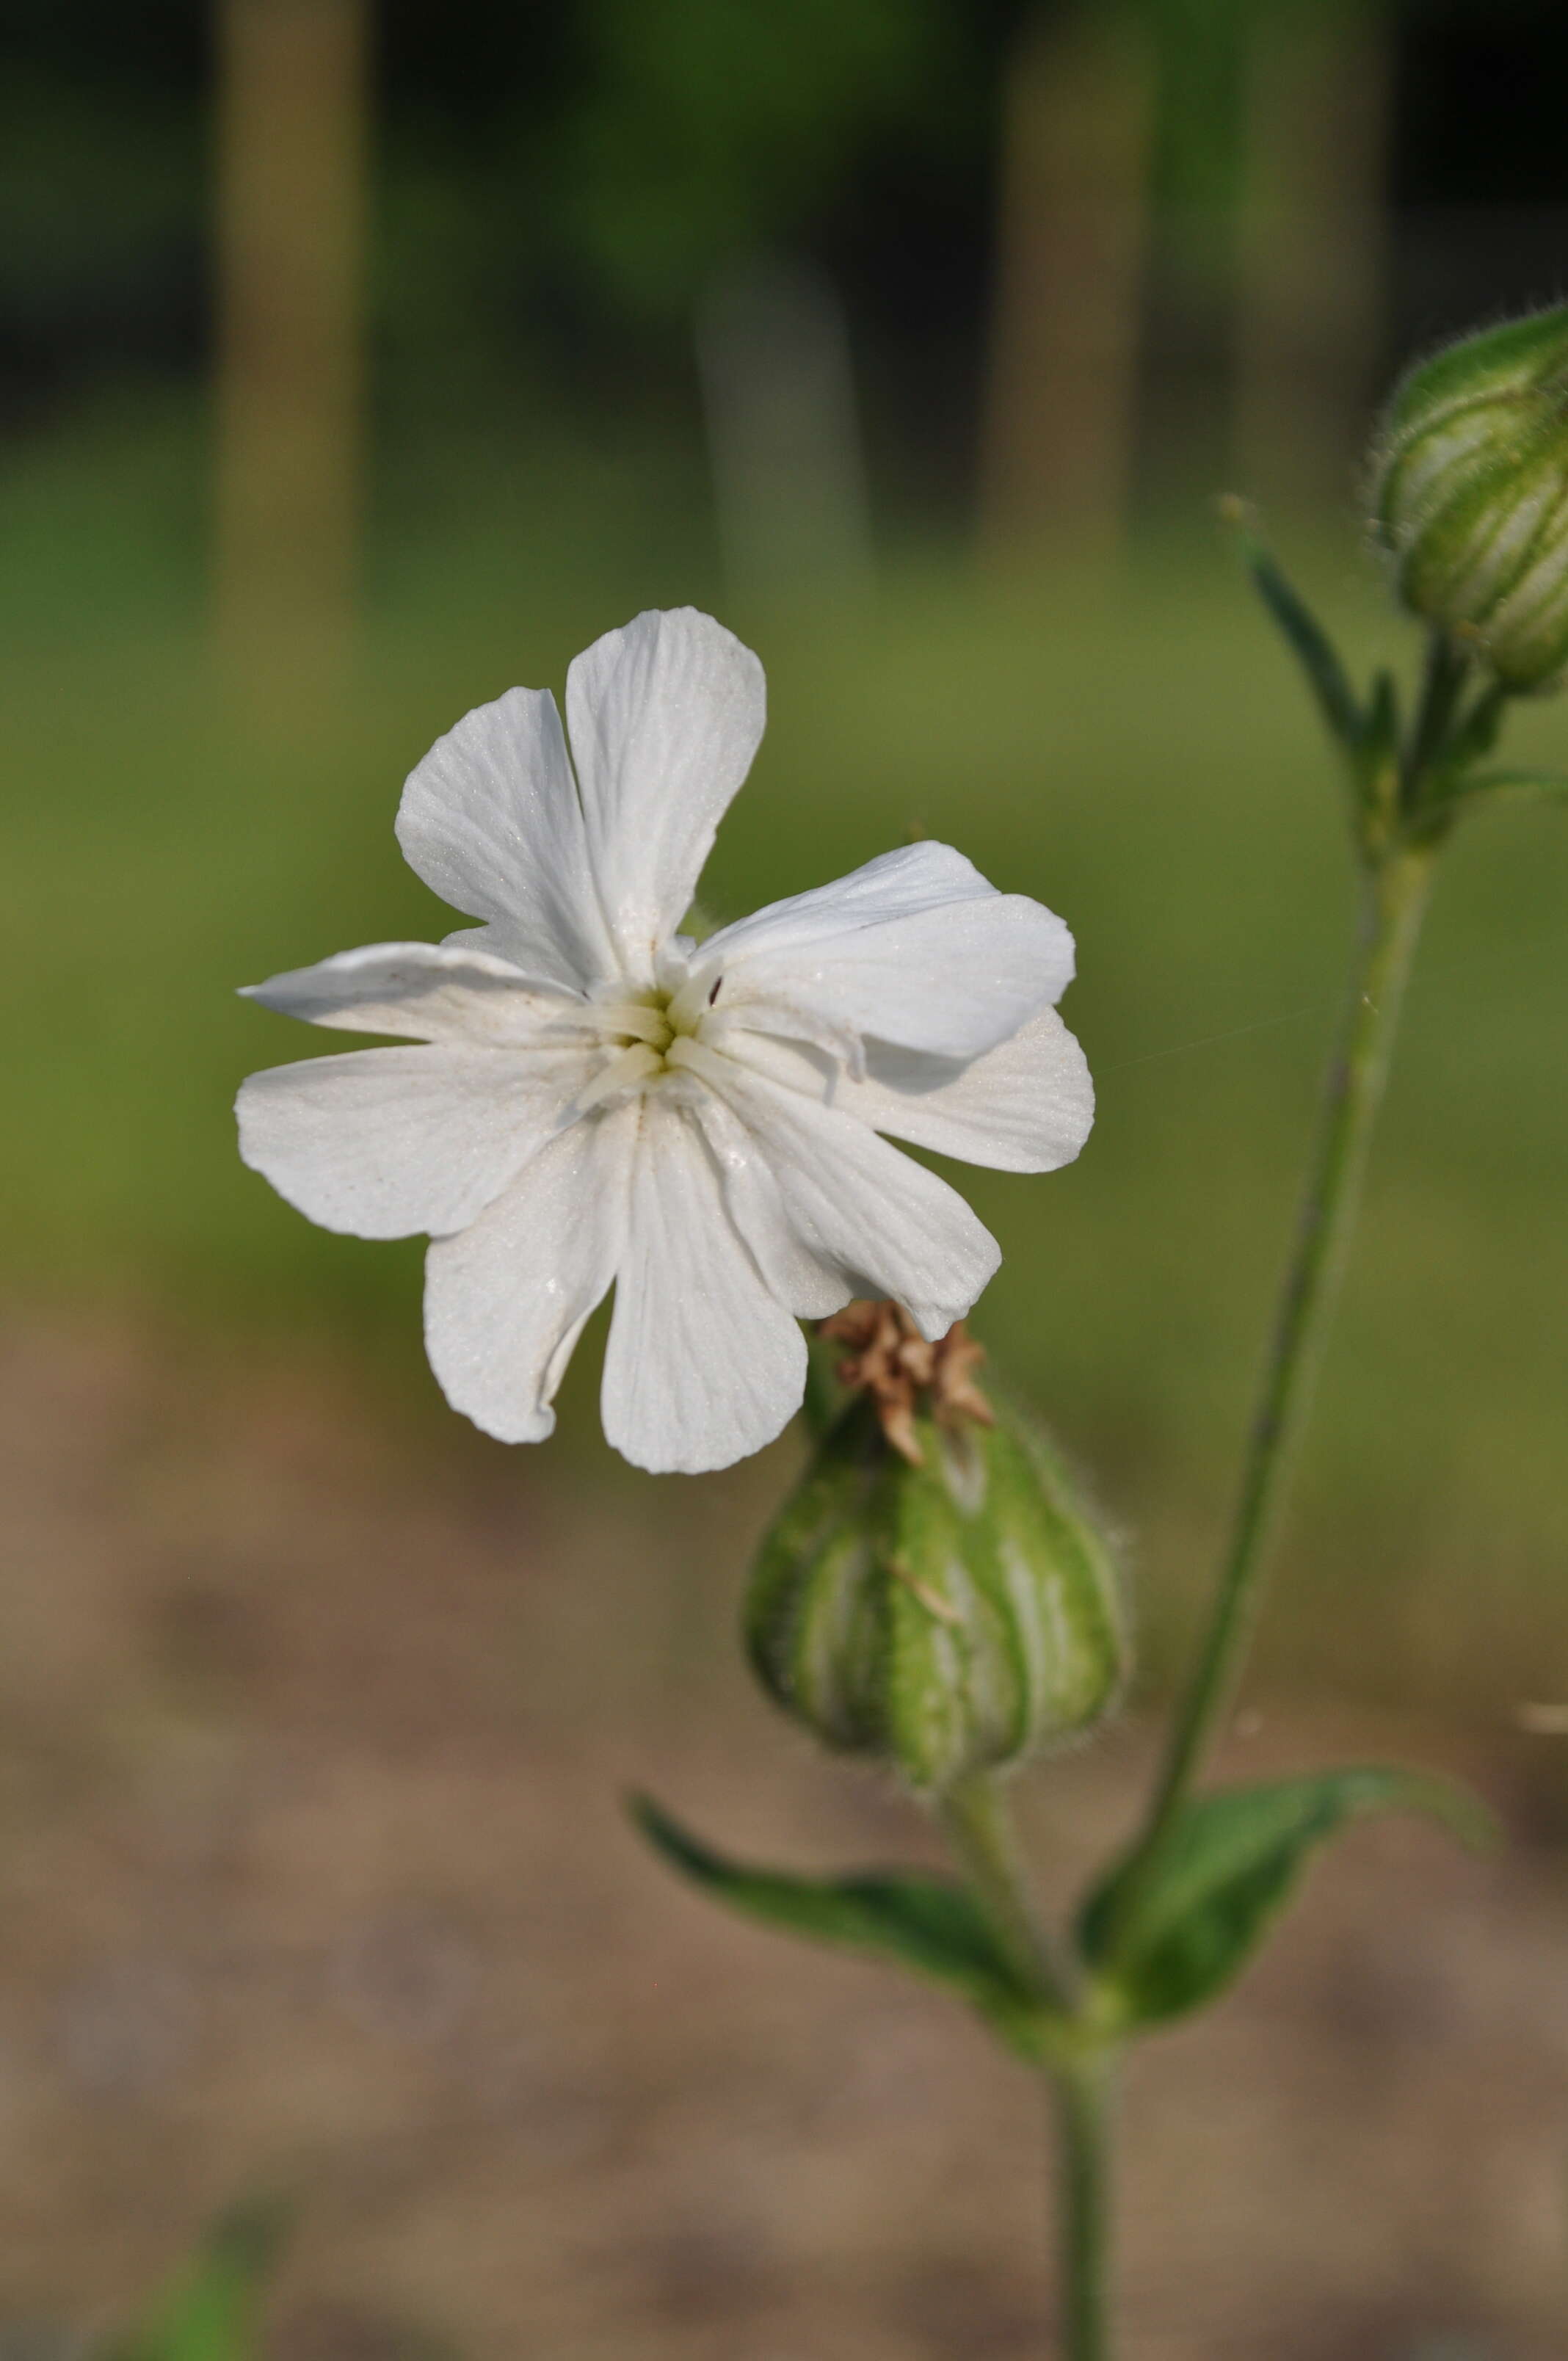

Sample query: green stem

[938,1771,1067,2011]
[940,1777,1116,2355]
[943,633,1456,2361]
[1141,838,1436,1848]
[1051,2056,1116,2361]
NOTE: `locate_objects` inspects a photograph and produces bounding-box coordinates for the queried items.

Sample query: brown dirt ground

[1,1309,1566,2361]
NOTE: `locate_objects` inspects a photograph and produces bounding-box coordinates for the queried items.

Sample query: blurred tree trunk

[1136,0,1249,518]
[213,0,369,690]
[1230,1,1390,518]
[697,253,874,606]
[978,5,1151,569]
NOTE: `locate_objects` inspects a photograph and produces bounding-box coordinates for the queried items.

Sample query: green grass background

[4,395,1564,1696]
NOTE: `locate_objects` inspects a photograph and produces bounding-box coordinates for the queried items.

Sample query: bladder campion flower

[236,609,1092,1472]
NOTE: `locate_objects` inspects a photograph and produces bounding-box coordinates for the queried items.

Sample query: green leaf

[1354,665,1404,834]
[1227,509,1364,757]
[1435,678,1509,776]
[1360,665,1401,775]
[1079,1768,1490,2031]
[1432,764,1568,812]
[98,2201,291,2361]
[632,1794,1053,2058]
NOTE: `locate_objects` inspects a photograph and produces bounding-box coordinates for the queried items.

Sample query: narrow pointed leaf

[1231,518,1364,756]
[632,1794,1053,2056]
[1079,1767,1490,2031]
[1432,764,1568,811]
[1355,665,1404,833]
[1360,666,1401,775]
[98,2201,291,2361]
[1436,679,1509,775]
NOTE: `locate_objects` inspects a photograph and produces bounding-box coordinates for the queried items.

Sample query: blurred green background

[2,3,1567,2354]
[4,0,1564,1678]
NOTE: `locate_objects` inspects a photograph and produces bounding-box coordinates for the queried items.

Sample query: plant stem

[1401,630,1470,805]
[1051,2055,1115,2361]
[946,635,1454,2361]
[940,1777,1117,2356]
[938,1771,1067,2009]
[1140,838,1436,1848]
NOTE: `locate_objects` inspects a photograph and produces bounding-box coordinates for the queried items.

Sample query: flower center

[610,992,678,1057]
[576,982,720,1111]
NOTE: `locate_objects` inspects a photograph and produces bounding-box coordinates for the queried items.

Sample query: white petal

[688,1089,851,1319]
[600,1095,807,1473]
[565,609,765,984]
[733,1009,1095,1175]
[241,940,584,1044]
[423,1106,636,1443]
[396,687,617,990]
[697,1053,1001,1340]
[691,841,1075,1064]
[236,1045,590,1239]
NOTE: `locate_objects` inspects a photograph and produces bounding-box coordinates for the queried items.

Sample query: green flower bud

[1371,305,1568,689]
[745,1308,1126,1794]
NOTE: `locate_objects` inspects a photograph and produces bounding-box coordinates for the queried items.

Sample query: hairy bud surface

[1371,305,1568,689]
[746,1309,1125,1793]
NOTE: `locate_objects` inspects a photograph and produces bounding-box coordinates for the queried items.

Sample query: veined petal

[696,1052,1001,1340]
[241,940,585,1044]
[688,1089,851,1319]
[601,1095,807,1473]
[689,841,1075,1063]
[236,1045,591,1239]
[396,687,618,990]
[424,1106,636,1444]
[732,1009,1095,1175]
[565,609,766,984]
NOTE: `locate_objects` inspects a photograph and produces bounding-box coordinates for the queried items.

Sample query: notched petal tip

[599,1094,807,1474]
[565,607,768,969]
[700,852,1077,1068]
[435,1386,558,1448]
[395,684,617,992]
[608,1396,801,1479]
[235,1045,584,1241]
[421,1108,634,1453]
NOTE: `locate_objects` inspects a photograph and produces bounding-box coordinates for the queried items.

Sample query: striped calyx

[1371,305,1568,689]
[745,1378,1126,1795]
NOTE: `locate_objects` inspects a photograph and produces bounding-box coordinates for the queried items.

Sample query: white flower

[236,609,1093,1473]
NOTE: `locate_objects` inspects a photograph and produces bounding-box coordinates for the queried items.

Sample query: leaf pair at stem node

[634,1768,1489,2063]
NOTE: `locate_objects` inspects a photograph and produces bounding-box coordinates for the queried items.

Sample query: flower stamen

[664,1034,730,1088]
[593,1001,676,1050]
[575,1042,663,1111]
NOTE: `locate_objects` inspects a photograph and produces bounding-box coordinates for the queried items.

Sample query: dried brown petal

[820,1299,993,1462]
